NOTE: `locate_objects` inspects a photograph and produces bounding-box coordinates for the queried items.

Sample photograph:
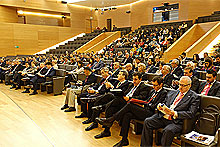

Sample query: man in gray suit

[141,76,200,147]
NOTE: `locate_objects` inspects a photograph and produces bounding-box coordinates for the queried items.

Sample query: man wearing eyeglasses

[198,69,220,97]
[95,76,167,146]
[141,76,200,147]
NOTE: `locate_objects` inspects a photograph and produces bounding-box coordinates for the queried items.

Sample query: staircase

[47,31,102,55]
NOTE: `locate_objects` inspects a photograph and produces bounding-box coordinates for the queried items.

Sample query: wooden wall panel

[0,22,84,56]
[96,0,220,30]
[0,0,69,13]
[0,6,18,23]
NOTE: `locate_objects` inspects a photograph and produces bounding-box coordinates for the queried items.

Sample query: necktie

[164,92,184,120]
[172,92,184,107]
[116,81,121,88]
[201,83,211,95]
[147,91,157,103]
[126,86,136,97]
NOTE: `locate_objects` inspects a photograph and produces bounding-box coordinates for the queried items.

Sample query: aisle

[0,84,141,147]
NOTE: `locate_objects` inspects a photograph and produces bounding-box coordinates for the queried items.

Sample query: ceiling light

[17,10,68,18]
[62,0,86,3]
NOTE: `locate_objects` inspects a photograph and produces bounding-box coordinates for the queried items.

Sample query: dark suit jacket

[145,88,167,112]
[45,67,56,78]
[127,70,134,80]
[163,73,174,88]
[171,66,183,79]
[93,60,105,71]
[191,76,200,93]
[159,90,200,124]
[198,81,220,97]
[146,65,157,73]
[83,72,97,86]
[112,80,130,92]
[122,57,133,65]
[124,82,151,100]
[93,77,115,95]
[111,68,120,79]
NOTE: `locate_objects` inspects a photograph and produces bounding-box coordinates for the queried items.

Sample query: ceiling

[58,0,141,8]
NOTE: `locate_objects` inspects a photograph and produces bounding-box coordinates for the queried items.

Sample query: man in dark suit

[96,76,167,146]
[92,56,105,73]
[141,76,200,147]
[94,72,151,140]
[213,53,220,66]
[29,62,56,95]
[171,59,183,79]
[61,67,97,112]
[83,70,130,131]
[198,69,220,97]
[122,53,133,66]
[111,62,120,78]
[10,60,25,89]
[75,67,114,118]
[161,65,174,88]
[146,58,157,73]
[172,67,200,93]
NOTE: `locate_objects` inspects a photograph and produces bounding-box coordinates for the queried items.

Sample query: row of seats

[196,10,220,23]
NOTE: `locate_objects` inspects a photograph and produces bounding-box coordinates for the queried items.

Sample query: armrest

[46,77,53,81]
[216,128,220,146]
[182,117,197,134]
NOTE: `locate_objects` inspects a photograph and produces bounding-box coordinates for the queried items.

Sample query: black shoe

[85,122,98,131]
[61,104,69,110]
[82,118,92,124]
[64,107,76,112]
[92,105,104,111]
[75,113,87,118]
[113,139,129,147]
[29,91,38,95]
[15,86,21,90]
[94,131,111,139]
[95,117,114,127]
[22,90,30,93]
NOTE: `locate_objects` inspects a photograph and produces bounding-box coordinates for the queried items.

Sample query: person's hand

[123,96,129,101]
[105,82,113,89]
[157,103,163,111]
[163,108,174,116]
[135,103,144,107]
[87,88,95,94]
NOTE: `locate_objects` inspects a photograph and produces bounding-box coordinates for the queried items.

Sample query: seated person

[137,63,148,81]
[146,58,157,73]
[10,60,25,89]
[198,69,220,97]
[172,67,200,93]
[94,72,150,140]
[141,76,200,147]
[75,67,114,118]
[61,67,97,112]
[170,59,183,79]
[83,70,130,131]
[64,61,84,87]
[213,53,220,66]
[29,62,56,95]
[201,57,217,72]
[161,65,174,88]
[96,76,167,146]
[125,63,134,80]
[111,62,120,79]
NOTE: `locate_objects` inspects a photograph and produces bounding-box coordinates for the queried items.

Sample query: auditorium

[1,0,220,146]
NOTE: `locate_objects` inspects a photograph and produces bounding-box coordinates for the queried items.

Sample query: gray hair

[163,65,171,73]
[186,61,194,67]
[180,76,192,84]
[172,59,180,65]
[138,63,146,71]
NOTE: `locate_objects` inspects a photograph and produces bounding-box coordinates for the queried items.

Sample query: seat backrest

[56,69,66,77]
[200,95,220,111]
[77,73,86,81]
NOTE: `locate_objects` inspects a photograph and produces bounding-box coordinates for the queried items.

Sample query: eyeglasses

[179,84,190,87]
